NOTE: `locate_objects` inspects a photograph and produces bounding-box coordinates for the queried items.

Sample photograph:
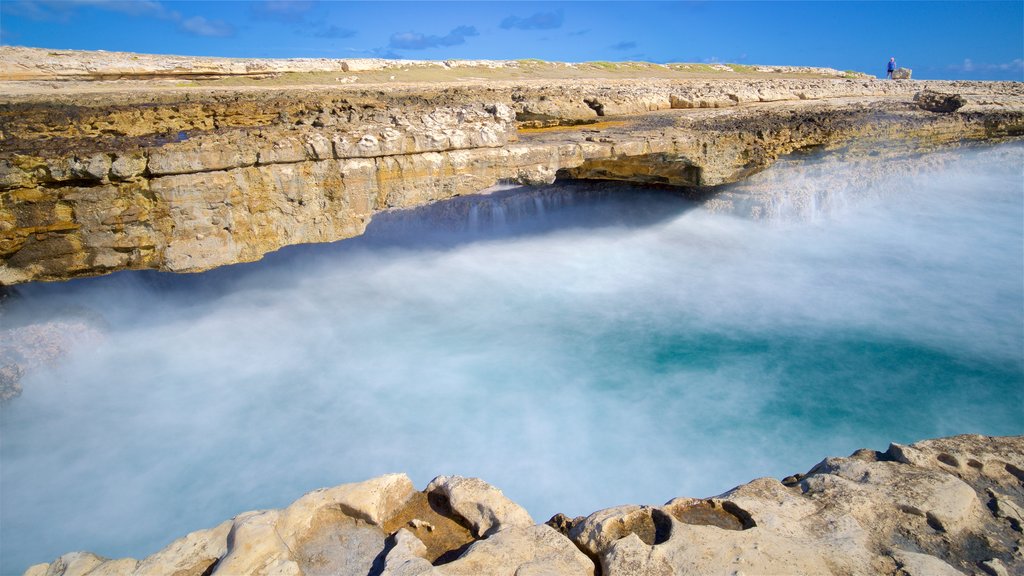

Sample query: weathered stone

[133,520,231,576]
[46,155,111,183]
[987,488,1024,531]
[40,552,105,576]
[380,491,477,564]
[437,525,594,576]
[915,90,967,113]
[212,510,299,576]
[292,516,388,576]
[600,533,673,576]
[980,558,1011,576]
[279,473,416,530]
[22,565,49,576]
[147,138,259,176]
[805,456,984,534]
[378,529,434,576]
[891,550,966,576]
[425,475,534,538]
[110,153,147,180]
[27,435,1024,576]
[893,67,913,79]
[78,558,138,576]
[569,505,665,557]
[379,525,595,576]
[3,71,1023,283]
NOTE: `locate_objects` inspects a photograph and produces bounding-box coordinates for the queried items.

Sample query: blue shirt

[888,60,896,71]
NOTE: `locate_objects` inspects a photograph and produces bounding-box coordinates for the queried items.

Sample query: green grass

[170,59,863,88]
[727,64,757,73]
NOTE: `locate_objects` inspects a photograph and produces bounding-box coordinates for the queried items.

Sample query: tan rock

[23,565,49,576]
[438,525,593,576]
[110,153,147,181]
[569,505,667,557]
[213,510,299,576]
[40,552,105,576]
[377,529,434,576]
[147,139,259,176]
[133,520,231,576]
[215,475,415,576]
[602,521,835,576]
[892,550,966,576]
[987,488,1024,531]
[805,456,984,534]
[425,475,534,538]
[3,75,1023,283]
[26,435,1024,576]
[278,473,416,530]
[600,533,672,576]
[80,558,138,576]
[914,90,966,113]
[980,558,1011,576]
[291,516,388,576]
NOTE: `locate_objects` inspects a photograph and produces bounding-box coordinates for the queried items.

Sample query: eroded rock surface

[2,50,1023,284]
[425,475,535,538]
[26,434,1024,576]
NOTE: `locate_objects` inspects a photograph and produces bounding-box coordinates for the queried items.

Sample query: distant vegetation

[184,59,863,87]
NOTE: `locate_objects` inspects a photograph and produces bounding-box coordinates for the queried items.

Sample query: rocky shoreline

[24,434,1024,576]
[2,48,1023,284]
[3,51,1023,576]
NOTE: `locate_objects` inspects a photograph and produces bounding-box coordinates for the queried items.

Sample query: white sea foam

[1,144,1022,573]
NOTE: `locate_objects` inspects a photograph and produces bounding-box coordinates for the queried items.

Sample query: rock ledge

[2,50,1023,285]
[25,434,1024,576]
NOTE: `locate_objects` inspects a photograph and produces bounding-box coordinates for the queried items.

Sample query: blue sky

[1,1,1022,80]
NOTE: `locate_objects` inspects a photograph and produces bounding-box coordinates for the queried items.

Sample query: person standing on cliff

[887,57,896,79]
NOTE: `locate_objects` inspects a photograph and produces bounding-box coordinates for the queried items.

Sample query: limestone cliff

[2,51,1023,284]
[25,434,1024,576]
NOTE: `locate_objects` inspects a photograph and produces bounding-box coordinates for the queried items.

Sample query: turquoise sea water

[2,144,1022,573]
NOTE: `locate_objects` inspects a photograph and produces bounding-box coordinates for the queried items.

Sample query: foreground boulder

[25,435,1024,576]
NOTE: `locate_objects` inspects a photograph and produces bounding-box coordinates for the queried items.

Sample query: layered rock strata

[2,55,1023,284]
[25,434,1024,576]
[0,46,866,82]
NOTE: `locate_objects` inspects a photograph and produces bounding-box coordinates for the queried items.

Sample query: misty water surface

[2,144,1023,573]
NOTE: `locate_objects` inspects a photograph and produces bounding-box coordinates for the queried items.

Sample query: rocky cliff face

[2,52,1023,284]
[24,434,1024,576]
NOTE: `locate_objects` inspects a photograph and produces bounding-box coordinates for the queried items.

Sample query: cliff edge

[2,48,1023,284]
[24,434,1024,576]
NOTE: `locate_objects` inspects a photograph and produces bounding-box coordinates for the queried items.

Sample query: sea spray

[1,144,1022,573]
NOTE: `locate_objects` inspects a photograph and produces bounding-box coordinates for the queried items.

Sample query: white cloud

[2,0,233,39]
[951,58,975,72]
[389,25,478,50]
[252,0,315,21]
[995,58,1024,72]
[500,10,564,31]
[70,0,166,16]
[180,15,234,37]
[1,0,167,20]
[949,58,1023,74]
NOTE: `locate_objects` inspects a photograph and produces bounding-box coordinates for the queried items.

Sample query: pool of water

[2,144,1022,573]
